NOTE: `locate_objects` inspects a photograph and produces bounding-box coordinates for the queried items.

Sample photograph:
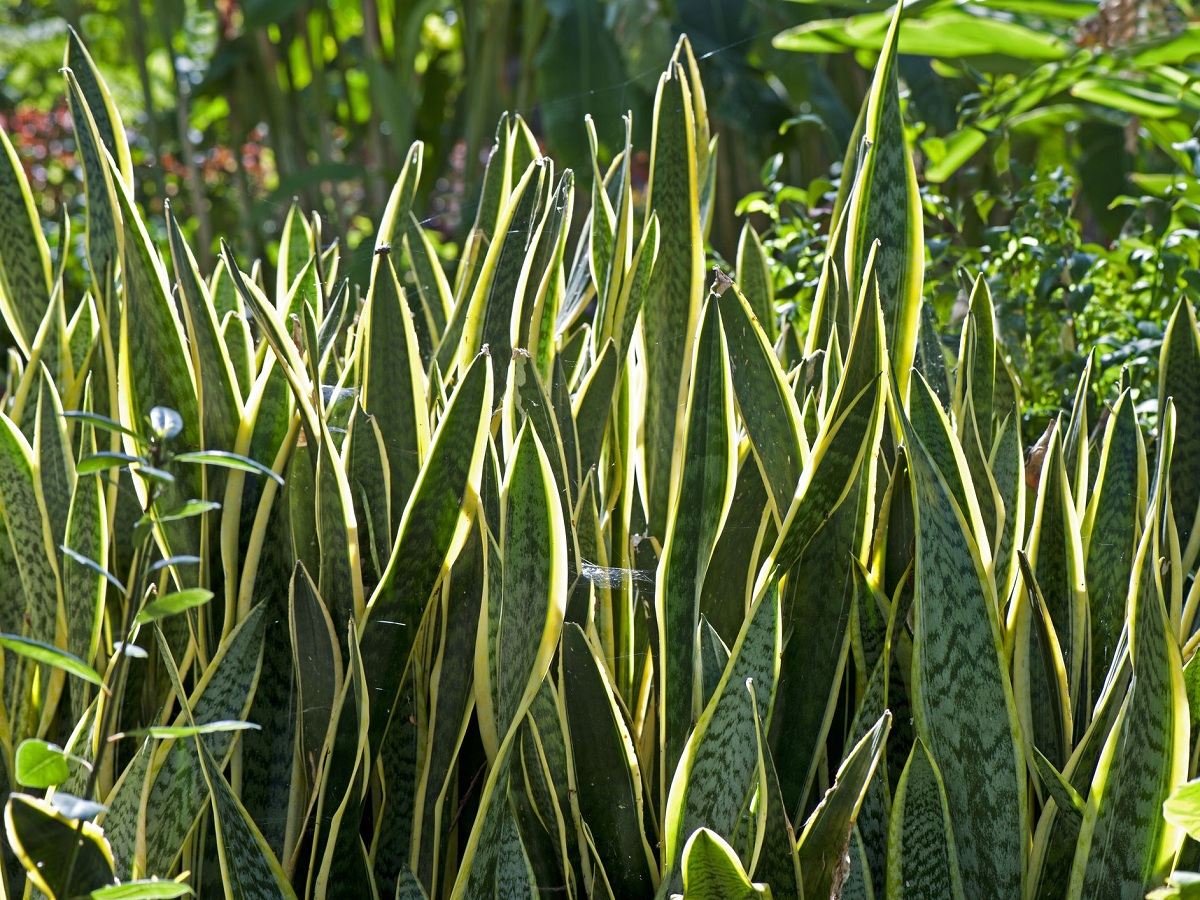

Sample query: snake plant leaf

[458,159,550,381]
[735,224,776,345]
[900,397,1026,899]
[102,735,154,878]
[698,618,731,711]
[657,295,737,790]
[142,603,268,875]
[504,350,573,534]
[1159,298,1200,574]
[718,280,805,522]
[1015,421,1089,761]
[402,211,453,341]
[840,827,874,900]
[358,252,430,522]
[908,371,975,540]
[678,828,771,900]
[394,867,430,900]
[699,454,771,646]
[609,214,658,367]
[572,338,618,484]
[62,412,104,672]
[746,678,801,898]
[346,404,392,592]
[559,624,656,898]
[409,518,486,894]
[167,208,242,452]
[515,170,573,376]
[886,739,965,900]
[1082,391,1145,708]
[65,27,132,188]
[1028,648,1130,900]
[451,758,538,899]
[1069,412,1189,896]
[196,733,298,899]
[954,276,996,450]
[914,303,952,411]
[359,350,492,756]
[311,624,376,899]
[1032,745,1086,826]
[1062,352,1094,515]
[795,712,891,900]
[476,422,567,756]
[0,125,52,359]
[990,413,1025,607]
[1017,551,1073,775]
[289,560,342,804]
[642,48,706,541]
[841,2,923,401]
[661,581,781,896]
[36,368,74,553]
[315,416,366,640]
[772,469,866,820]
[275,203,314,309]
[64,67,122,307]
[766,270,884,582]
[5,791,115,898]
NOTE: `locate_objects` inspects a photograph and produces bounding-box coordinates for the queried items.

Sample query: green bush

[0,12,1198,900]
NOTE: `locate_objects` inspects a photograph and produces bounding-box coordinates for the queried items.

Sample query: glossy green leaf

[0,634,101,687]
[5,792,114,898]
[15,738,71,789]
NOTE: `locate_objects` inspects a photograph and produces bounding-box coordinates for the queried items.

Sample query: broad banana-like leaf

[886,739,965,900]
[900,392,1026,898]
[661,582,781,896]
[840,2,923,401]
[642,38,707,540]
[657,295,737,792]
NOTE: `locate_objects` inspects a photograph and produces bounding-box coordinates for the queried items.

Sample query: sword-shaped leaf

[657,295,737,791]
[841,2,923,400]
[1159,298,1200,574]
[359,351,492,755]
[900,396,1026,899]
[735,224,775,345]
[1069,403,1189,896]
[358,253,430,521]
[0,126,51,358]
[719,279,805,522]
[661,582,781,896]
[886,739,965,900]
[642,39,707,540]
[476,423,567,757]
[559,624,656,898]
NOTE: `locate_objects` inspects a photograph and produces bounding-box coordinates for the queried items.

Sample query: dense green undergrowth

[3,12,1200,900]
